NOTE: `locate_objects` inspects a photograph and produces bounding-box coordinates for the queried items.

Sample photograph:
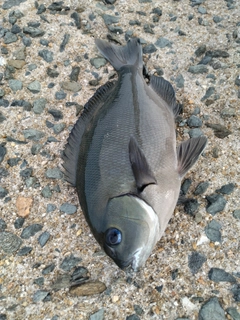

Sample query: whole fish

[63,38,207,271]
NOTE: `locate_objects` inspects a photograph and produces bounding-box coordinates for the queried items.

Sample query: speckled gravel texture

[0,0,240,319]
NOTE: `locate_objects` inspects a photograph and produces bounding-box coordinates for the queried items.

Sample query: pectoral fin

[129,137,157,192]
[177,136,207,178]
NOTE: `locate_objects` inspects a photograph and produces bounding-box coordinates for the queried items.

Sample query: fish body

[63,38,207,270]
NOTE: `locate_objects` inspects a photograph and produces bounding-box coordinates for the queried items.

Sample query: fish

[63,38,207,271]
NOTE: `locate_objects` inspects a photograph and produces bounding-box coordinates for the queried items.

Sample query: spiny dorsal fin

[129,137,157,192]
[177,136,207,178]
[150,75,180,117]
[62,81,116,186]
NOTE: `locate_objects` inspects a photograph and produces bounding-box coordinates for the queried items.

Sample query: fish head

[102,194,159,271]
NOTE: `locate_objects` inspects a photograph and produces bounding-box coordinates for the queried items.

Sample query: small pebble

[232,284,240,302]
[89,309,105,320]
[32,290,50,303]
[198,297,226,320]
[0,231,23,253]
[226,307,240,320]
[206,193,227,215]
[155,37,172,48]
[233,209,240,220]
[17,246,33,256]
[33,98,47,114]
[47,204,57,213]
[60,254,82,271]
[208,268,236,283]
[60,203,77,214]
[38,231,50,247]
[38,49,53,62]
[0,186,8,198]
[55,90,67,100]
[71,12,81,29]
[41,185,52,198]
[187,115,202,127]
[27,80,41,93]
[184,199,199,216]
[8,79,22,92]
[194,181,209,195]
[90,57,107,69]
[42,263,55,275]
[16,196,33,217]
[60,33,70,52]
[181,178,192,195]
[205,123,232,139]
[188,65,208,74]
[33,277,44,286]
[0,218,7,231]
[45,168,63,179]
[216,183,235,195]
[69,281,106,296]
[188,251,207,274]
[14,217,25,229]
[126,315,140,320]
[23,26,45,37]
[205,220,222,242]
[21,224,43,239]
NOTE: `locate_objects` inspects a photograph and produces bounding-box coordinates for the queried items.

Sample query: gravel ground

[0,0,240,319]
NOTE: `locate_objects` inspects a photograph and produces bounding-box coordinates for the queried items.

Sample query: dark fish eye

[105,228,122,246]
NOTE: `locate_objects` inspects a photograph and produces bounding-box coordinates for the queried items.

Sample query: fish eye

[105,228,122,246]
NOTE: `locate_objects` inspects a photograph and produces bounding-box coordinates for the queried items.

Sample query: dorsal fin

[150,75,180,117]
[177,136,207,178]
[129,137,157,192]
[62,81,116,186]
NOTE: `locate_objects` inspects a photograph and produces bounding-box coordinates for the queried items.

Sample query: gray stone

[23,129,45,141]
[235,76,240,86]
[53,123,66,134]
[206,193,227,215]
[107,26,123,34]
[13,46,26,60]
[60,81,81,92]
[0,231,23,253]
[17,246,33,256]
[48,109,63,121]
[38,231,50,247]
[2,0,26,9]
[198,7,207,14]
[38,49,53,62]
[60,33,70,52]
[175,74,184,88]
[55,90,67,100]
[194,181,209,195]
[201,87,215,101]
[3,31,18,44]
[0,89,5,97]
[70,66,80,82]
[213,16,223,23]
[51,274,71,290]
[47,67,59,78]
[195,45,206,57]
[226,307,240,320]
[47,204,57,213]
[60,203,77,214]
[32,290,50,303]
[208,268,236,283]
[45,168,63,179]
[7,157,21,167]
[155,37,172,48]
[181,178,192,195]
[0,186,8,198]
[27,80,41,93]
[71,12,81,29]
[221,107,236,117]
[102,14,120,25]
[0,144,7,163]
[22,36,32,47]
[21,224,43,239]
[89,309,105,320]
[126,315,140,320]
[8,79,23,92]
[198,297,226,320]
[60,254,82,271]
[189,128,203,138]
[205,123,232,139]
[90,57,107,69]
[14,217,25,229]
[33,98,47,114]
[33,277,44,286]
[232,284,240,302]
[184,199,199,216]
[36,4,46,14]
[0,218,7,231]
[41,185,52,198]
[188,251,207,274]
[233,209,240,220]
[205,220,222,242]
[206,50,229,58]
[188,65,208,74]
[0,112,6,123]
[23,26,45,37]
[187,115,202,127]
[42,263,55,275]
[142,44,157,54]
[216,183,235,195]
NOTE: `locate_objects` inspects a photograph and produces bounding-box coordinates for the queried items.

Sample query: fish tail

[95,38,143,71]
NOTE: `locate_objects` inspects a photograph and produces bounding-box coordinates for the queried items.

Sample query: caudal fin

[95,38,143,71]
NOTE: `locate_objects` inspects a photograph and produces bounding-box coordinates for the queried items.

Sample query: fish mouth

[116,249,141,271]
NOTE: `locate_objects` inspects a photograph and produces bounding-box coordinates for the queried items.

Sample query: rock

[3,31,18,44]
[20,168,33,178]
[175,74,185,88]
[16,196,33,217]
[103,14,120,25]
[47,204,57,213]
[206,193,227,215]
[201,87,215,101]
[107,26,123,34]
[36,4,46,14]
[90,57,107,69]
[0,112,6,123]
[41,185,52,198]
[226,307,240,320]
[208,268,236,283]
[205,220,222,242]
[45,168,63,179]
[33,277,44,286]
[0,144,7,163]
[198,297,226,320]
[55,90,67,100]
[213,16,223,23]
[188,251,207,274]
[232,284,240,302]
[27,80,41,93]
[8,79,23,92]
[33,98,47,114]
[60,33,70,52]
[195,45,206,57]
[187,115,202,127]
[52,274,72,290]
[134,305,144,316]
[71,12,81,29]
[47,67,59,78]
[0,186,8,198]
[184,199,199,216]
[0,218,7,231]
[233,209,240,220]
[48,109,63,121]
[70,66,80,82]
[194,181,209,195]
[181,178,192,195]
[42,263,55,275]
[235,76,240,86]
[60,254,82,272]
[71,266,88,282]
[155,37,172,48]
[206,50,229,58]
[198,6,207,14]
[14,217,25,229]
[8,60,25,69]
[69,281,106,296]
[60,203,77,214]
[2,0,26,9]
[0,231,23,253]
[38,49,53,62]
[38,231,50,247]
[17,246,33,256]
[188,65,208,74]
[21,224,43,239]
[142,44,157,54]
[22,36,32,47]
[89,309,105,320]
[7,157,21,167]
[53,123,66,134]
[221,107,236,117]
[60,81,81,92]
[126,315,140,320]
[205,123,232,139]
[23,26,45,37]
[32,290,50,303]
[216,183,235,195]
